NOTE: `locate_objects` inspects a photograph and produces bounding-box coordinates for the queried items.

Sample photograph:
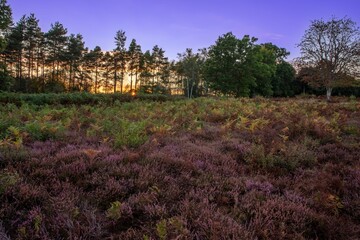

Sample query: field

[0,95,359,239]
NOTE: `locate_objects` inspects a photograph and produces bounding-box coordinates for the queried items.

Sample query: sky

[7,0,360,61]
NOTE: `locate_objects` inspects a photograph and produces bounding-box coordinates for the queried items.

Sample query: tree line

[0,12,175,94]
[0,0,359,98]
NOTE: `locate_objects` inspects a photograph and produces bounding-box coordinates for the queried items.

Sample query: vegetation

[0,96,359,239]
[1,1,358,97]
[0,92,182,106]
[297,17,360,101]
[0,0,360,238]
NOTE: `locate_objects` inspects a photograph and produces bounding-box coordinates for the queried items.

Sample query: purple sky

[7,0,360,61]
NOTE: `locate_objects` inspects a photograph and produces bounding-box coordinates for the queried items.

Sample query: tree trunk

[326,87,333,102]
[130,72,133,91]
[190,81,194,99]
[114,60,117,93]
[187,78,190,98]
[120,71,124,94]
[69,64,72,90]
[134,71,138,90]
[95,65,98,94]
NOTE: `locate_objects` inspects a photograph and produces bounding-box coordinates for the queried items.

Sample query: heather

[0,96,359,239]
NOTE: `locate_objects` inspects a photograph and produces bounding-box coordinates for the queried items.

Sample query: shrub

[0,170,20,194]
[106,201,122,221]
[114,120,148,148]
[24,121,65,141]
[0,145,28,166]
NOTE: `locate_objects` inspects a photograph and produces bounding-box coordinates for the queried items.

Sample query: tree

[4,17,26,90]
[23,14,42,79]
[298,17,360,101]
[113,30,127,93]
[66,33,85,90]
[151,45,166,86]
[78,48,92,92]
[272,61,296,97]
[138,50,153,92]
[85,46,103,93]
[0,0,12,52]
[101,52,113,93]
[204,32,258,97]
[177,48,204,98]
[251,44,277,96]
[128,39,142,91]
[252,43,290,97]
[45,22,68,83]
[0,0,13,91]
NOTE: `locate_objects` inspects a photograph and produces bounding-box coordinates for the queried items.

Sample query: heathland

[0,95,359,239]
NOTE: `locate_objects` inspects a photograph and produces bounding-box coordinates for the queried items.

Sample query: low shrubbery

[0,96,359,239]
[0,92,183,106]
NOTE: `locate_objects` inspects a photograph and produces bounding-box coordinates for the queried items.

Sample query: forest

[0,2,359,98]
[0,0,360,239]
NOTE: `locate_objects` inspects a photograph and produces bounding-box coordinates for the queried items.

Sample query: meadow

[0,95,359,239]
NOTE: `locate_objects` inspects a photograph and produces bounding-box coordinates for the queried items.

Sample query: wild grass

[0,95,359,239]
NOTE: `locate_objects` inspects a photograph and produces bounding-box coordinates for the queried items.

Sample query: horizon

[7,0,360,61]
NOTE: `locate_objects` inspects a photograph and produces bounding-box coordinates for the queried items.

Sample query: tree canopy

[0,0,12,52]
[203,33,257,97]
[298,17,360,100]
[2,0,358,97]
[203,32,295,97]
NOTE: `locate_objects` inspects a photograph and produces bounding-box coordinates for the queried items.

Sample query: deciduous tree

[203,32,258,97]
[298,17,360,101]
[177,48,205,98]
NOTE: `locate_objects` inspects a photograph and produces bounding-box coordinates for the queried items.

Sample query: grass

[0,95,359,239]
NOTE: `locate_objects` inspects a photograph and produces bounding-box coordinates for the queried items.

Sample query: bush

[114,120,148,148]
[0,92,182,106]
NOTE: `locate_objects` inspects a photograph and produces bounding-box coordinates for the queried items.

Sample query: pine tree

[45,22,68,83]
[113,30,126,93]
[0,0,14,91]
[139,50,153,92]
[0,0,12,52]
[66,33,85,90]
[85,46,103,93]
[24,14,42,80]
[4,17,26,91]
[102,52,113,93]
[128,39,142,91]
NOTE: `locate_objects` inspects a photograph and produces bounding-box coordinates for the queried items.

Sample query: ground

[0,96,359,239]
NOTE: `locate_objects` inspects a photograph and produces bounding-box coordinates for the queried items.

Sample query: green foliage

[24,121,65,141]
[106,201,122,220]
[0,64,14,91]
[0,145,28,166]
[2,125,23,147]
[0,0,12,52]
[0,92,179,106]
[203,33,293,97]
[272,61,296,97]
[204,32,258,97]
[176,48,206,98]
[156,219,167,240]
[0,170,19,194]
[33,214,42,234]
[0,96,359,239]
[114,119,148,148]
